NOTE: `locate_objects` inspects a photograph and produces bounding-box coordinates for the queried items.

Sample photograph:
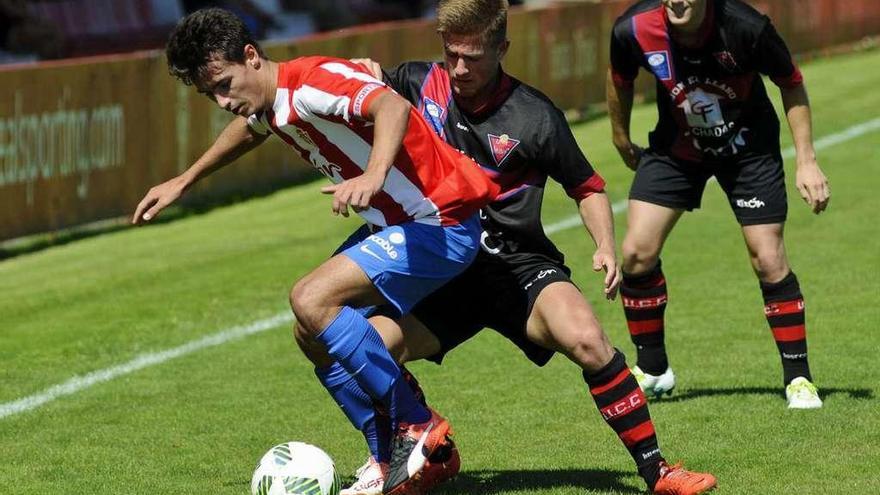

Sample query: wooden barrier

[2,0,879,241]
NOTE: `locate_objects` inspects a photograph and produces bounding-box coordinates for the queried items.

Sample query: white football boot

[786,376,823,409]
[340,456,387,495]
[632,365,676,399]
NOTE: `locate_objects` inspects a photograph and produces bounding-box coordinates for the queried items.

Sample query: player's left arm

[780,84,830,214]
[577,191,622,300]
[755,21,830,214]
[542,107,621,298]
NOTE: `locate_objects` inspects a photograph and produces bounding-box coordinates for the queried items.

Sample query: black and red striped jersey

[610,0,803,161]
[385,62,606,266]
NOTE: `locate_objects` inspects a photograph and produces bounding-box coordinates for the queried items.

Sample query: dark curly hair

[165,8,266,86]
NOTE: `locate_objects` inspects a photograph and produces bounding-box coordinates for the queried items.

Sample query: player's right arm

[606,69,642,171]
[607,19,644,171]
[132,116,267,224]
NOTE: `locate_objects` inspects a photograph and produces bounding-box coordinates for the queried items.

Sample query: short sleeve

[754,20,803,88]
[538,107,606,200]
[299,61,392,120]
[610,19,641,88]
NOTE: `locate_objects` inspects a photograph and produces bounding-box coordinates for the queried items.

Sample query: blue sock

[316,306,430,425]
[315,362,390,462]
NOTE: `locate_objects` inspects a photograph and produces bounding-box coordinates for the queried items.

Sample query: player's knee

[751,249,788,282]
[289,277,326,330]
[552,320,613,371]
[621,237,660,274]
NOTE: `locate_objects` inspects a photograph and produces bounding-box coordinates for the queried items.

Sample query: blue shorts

[338,215,481,316]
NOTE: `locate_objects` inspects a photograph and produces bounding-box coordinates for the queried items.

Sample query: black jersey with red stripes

[610,0,803,161]
[384,62,606,265]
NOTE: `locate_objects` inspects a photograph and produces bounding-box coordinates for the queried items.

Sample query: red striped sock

[762,272,811,385]
[621,262,668,374]
[584,350,664,487]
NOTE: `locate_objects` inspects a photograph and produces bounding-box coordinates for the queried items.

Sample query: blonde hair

[437,0,509,48]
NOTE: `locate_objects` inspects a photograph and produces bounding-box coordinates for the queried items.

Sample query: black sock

[621,262,669,375]
[584,350,665,489]
[761,272,812,386]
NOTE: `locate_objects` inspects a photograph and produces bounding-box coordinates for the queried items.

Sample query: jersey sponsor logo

[422,97,446,136]
[680,88,725,128]
[316,161,343,180]
[367,234,401,259]
[524,268,558,291]
[488,133,521,166]
[645,50,672,80]
[735,197,766,209]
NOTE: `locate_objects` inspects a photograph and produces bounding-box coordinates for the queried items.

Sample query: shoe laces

[659,462,689,480]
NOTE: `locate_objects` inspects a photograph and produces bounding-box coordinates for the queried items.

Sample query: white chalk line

[3,117,878,420]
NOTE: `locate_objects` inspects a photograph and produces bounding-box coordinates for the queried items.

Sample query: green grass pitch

[1,49,879,494]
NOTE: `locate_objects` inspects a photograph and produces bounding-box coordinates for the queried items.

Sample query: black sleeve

[537,106,606,200]
[610,18,641,85]
[753,20,802,86]
[383,61,432,106]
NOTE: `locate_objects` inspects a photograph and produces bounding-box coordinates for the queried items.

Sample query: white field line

[544,116,880,235]
[2,117,878,421]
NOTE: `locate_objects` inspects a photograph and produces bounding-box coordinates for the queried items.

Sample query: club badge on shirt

[488,133,521,166]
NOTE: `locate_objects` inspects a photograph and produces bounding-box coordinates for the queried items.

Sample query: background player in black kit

[607,0,830,408]
[323,1,718,494]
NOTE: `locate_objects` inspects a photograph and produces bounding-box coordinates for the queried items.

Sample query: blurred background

[0,0,535,64]
[0,0,878,252]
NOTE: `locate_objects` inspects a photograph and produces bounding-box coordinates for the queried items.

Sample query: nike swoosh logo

[359,245,384,262]
[407,421,434,476]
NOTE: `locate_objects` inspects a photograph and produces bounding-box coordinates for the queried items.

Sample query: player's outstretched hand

[321,172,384,217]
[132,176,188,225]
[350,58,383,80]
[795,158,830,214]
[593,247,621,300]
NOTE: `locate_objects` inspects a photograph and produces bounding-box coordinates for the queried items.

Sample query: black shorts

[629,150,788,226]
[410,252,574,366]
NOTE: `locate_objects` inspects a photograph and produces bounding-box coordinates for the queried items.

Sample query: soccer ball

[251,441,341,495]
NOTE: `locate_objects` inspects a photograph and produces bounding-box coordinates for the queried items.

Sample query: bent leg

[620,200,682,375]
[742,223,813,387]
[526,282,665,489]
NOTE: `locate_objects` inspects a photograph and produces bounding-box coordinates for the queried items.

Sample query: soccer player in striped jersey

[131,8,500,495]
[608,0,828,408]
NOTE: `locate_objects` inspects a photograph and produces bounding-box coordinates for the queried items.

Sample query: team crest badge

[421,97,446,136]
[488,133,520,166]
[713,50,739,72]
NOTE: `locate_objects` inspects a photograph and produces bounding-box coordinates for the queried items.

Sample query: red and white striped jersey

[247,56,499,226]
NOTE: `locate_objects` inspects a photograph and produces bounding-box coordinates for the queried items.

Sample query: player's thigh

[370,313,443,364]
[291,254,386,311]
[337,217,481,316]
[624,200,685,256]
[717,153,788,226]
[525,281,613,367]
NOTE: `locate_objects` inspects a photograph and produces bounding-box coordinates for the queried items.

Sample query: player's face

[197,46,269,117]
[442,33,509,100]
[662,0,707,30]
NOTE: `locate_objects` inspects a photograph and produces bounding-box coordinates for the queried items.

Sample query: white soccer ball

[251,441,341,495]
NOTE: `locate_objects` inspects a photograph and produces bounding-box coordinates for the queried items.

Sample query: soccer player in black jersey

[301,1,717,494]
[607,0,829,408]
